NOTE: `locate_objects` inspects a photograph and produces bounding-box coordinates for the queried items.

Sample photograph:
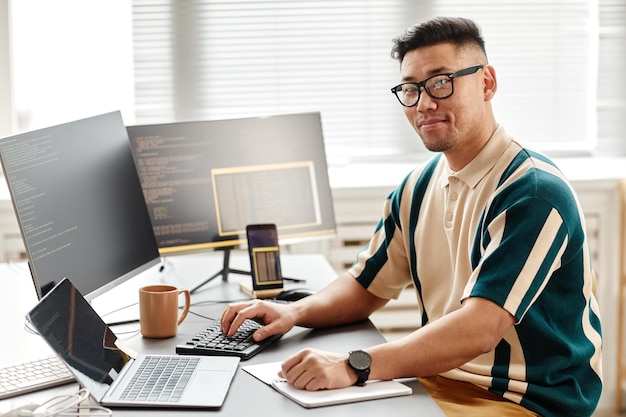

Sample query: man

[221,17,603,416]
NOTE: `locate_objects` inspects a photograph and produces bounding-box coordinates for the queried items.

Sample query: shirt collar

[441,125,511,189]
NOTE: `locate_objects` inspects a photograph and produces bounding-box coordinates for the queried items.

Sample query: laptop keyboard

[120,356,199,402]
[0,356,75,400]
[176,318,281,360]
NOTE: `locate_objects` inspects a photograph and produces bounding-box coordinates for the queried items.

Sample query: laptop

[26,278,240,408]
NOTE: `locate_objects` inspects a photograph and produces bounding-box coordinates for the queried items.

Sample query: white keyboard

[0,356,75,400]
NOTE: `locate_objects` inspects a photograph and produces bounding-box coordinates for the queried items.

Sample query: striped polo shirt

[348,125,602,417]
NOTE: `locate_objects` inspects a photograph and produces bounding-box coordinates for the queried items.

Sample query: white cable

[17,388,112,417]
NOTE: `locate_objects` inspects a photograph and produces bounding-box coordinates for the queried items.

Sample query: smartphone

[246,224,284,290]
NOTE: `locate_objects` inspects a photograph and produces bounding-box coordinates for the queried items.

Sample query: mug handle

[177,289,191,325]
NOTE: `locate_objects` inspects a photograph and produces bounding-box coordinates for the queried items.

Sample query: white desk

[0,253,446,416]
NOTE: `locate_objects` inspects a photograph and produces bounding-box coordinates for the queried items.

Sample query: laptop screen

[27,278,132,400]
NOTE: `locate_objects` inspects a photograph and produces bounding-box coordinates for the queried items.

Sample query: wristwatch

[347,350,371,386]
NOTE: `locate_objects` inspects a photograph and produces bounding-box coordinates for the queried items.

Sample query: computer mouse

[275,288,315,302]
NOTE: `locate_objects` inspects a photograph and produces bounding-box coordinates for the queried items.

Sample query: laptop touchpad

[184,371,234,407]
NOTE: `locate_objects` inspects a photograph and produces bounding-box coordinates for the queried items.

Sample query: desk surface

[0,253,445,416]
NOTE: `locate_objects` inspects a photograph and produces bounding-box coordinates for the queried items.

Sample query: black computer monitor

[126,112,336,290]
[0,111,161,301]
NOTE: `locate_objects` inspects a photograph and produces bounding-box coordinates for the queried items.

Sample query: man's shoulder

[496,147,580,210]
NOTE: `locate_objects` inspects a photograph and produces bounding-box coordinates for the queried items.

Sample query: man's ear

[483,65,497,101]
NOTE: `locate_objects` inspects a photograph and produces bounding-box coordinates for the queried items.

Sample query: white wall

[8,0,135,132]
[0,0,14,137]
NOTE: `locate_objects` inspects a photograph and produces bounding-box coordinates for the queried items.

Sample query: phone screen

[246,224,283,290]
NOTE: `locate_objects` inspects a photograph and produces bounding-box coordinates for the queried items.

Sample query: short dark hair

[391,17,487,63]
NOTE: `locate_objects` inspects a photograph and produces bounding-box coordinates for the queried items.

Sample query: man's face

[399,42,492,157]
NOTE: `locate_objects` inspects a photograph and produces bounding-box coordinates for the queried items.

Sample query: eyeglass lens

[396,75,453,106]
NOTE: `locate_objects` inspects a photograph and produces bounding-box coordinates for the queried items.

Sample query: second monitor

[126,112,336,289]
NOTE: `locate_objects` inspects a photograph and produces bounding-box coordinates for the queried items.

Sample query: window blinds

[132,0,416,163]
[132,1,613,161]
[597,0,626,155]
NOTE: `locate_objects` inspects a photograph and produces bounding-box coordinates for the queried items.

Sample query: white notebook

[242,361,412,408]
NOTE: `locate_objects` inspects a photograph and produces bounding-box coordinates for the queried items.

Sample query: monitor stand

[189,248,306,294]
[190,248,249,294]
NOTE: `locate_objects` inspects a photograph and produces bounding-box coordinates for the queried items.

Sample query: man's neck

[444,121,497,171]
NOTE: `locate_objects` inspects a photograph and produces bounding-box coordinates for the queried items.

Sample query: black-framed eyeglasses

[390,65,484,107]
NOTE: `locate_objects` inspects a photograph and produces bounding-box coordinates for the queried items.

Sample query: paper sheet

[241,361,413,408]
[241,361,283,385]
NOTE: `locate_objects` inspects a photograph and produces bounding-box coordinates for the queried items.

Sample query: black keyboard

[176,318,281,360]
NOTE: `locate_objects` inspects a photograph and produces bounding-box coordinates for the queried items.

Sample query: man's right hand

[220,299,298,342]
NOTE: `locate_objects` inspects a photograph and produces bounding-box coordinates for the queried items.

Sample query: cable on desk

[16,388,111,416]
[103,296,249,327]
[187,309,216,321]
[100,301,139,326]
[23,319,39,336]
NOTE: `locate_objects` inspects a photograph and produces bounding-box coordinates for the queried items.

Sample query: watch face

[349,350,371,370]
